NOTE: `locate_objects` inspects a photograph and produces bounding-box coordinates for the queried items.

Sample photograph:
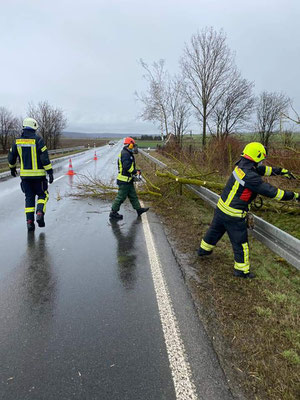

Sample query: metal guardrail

[140,149,300,271]
[48,146,85,155]
[0,146,85,163]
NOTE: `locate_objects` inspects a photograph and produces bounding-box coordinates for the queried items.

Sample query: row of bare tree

[0,107,20,153]
[0,101,67,153]
[136,27,297,148]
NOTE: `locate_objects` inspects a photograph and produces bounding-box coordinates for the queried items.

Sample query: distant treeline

[132,135,162,141]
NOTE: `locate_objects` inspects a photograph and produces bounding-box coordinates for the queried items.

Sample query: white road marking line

[85,160,93,164]
[53,175,65,182]
[141,208,198,400]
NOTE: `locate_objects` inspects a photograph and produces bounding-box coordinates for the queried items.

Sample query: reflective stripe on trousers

[200,208,250,272]
[21,179,49,220]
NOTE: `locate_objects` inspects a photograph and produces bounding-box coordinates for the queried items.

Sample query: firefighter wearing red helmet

[109,137,149,220]
[198,142,299,279]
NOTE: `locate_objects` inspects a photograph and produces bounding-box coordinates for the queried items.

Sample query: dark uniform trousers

[201,208,249,271]
[111,182,141,212]
[21,178,49,221]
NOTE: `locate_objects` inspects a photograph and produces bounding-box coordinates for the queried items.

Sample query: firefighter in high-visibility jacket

[8,117,54,232]
[198,142,300,279]
[109,137,149,220]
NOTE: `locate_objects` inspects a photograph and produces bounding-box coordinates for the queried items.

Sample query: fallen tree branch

[284,146,300,155]
[155,170,225,190]
[73,175,162,199]
[142,172,161,192]
[155,170,299,214]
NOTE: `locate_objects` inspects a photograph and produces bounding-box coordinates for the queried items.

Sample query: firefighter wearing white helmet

[198,142,299,279]
[23,117,39,131]
[8,117,54,232]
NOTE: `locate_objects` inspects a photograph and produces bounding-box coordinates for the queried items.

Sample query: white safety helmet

[23,117,38,130]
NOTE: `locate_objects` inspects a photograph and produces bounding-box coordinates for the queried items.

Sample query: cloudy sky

[0,0,299,134]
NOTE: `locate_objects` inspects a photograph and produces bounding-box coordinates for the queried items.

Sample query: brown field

[0,137,109,156]
[59,137,109,148]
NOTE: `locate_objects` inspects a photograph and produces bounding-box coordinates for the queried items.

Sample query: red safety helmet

[123,137,135,146]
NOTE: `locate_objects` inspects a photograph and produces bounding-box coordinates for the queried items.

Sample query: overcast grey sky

[0,0,299,134]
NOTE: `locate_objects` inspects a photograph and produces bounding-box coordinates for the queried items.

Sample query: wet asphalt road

[0,144,234,400]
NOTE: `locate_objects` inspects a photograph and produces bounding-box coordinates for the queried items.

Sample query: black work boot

[109,210,123,220]
[137,207,149,217]
[233,270,256,279]
[36,212,45,227]
[27,220,35,232]
[198,248,212,256]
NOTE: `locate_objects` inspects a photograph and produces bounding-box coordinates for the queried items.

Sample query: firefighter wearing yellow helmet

[198,142,299,278]
[8,117,54,232]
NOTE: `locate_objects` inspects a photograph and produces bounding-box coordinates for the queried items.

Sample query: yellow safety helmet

[241,142,266,163]
[23,117,38,130]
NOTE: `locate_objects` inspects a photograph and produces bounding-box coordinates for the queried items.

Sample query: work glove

[48,173,54,184]
[281,168,296,179]
[294,193,300,202]
[133,170,142,182]
[10,167,17,177]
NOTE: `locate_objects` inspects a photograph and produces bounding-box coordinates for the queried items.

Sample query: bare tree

[0,107,18,152]
[211,71,255,138]
[181,27,235,146]
[281,103,300,125]
[28,101,67,149]
[168,76,191,146]
[135,59,170,141]
[256,91,290,148]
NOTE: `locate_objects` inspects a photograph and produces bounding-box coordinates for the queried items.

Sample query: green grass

[136,140,162,148]
[282,350,300,365]
[180,132,300,147]
[264,290,288,304]
[254,306,273,318]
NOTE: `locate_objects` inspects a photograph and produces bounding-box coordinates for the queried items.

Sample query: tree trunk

[202,113,207,147]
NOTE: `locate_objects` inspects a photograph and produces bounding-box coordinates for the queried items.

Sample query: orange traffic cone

[93,151,98,161]
[66,158,76,175]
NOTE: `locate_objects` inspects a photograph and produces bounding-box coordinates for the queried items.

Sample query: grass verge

[136,152,300,400]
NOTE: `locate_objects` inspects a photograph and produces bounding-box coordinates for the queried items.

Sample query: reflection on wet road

[24,233,56,315]
[111,219,140,290]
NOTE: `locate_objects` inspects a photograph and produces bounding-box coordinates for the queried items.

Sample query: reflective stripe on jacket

[217,158,295,218]
[116,147,136,183]
[8,130,52,178]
